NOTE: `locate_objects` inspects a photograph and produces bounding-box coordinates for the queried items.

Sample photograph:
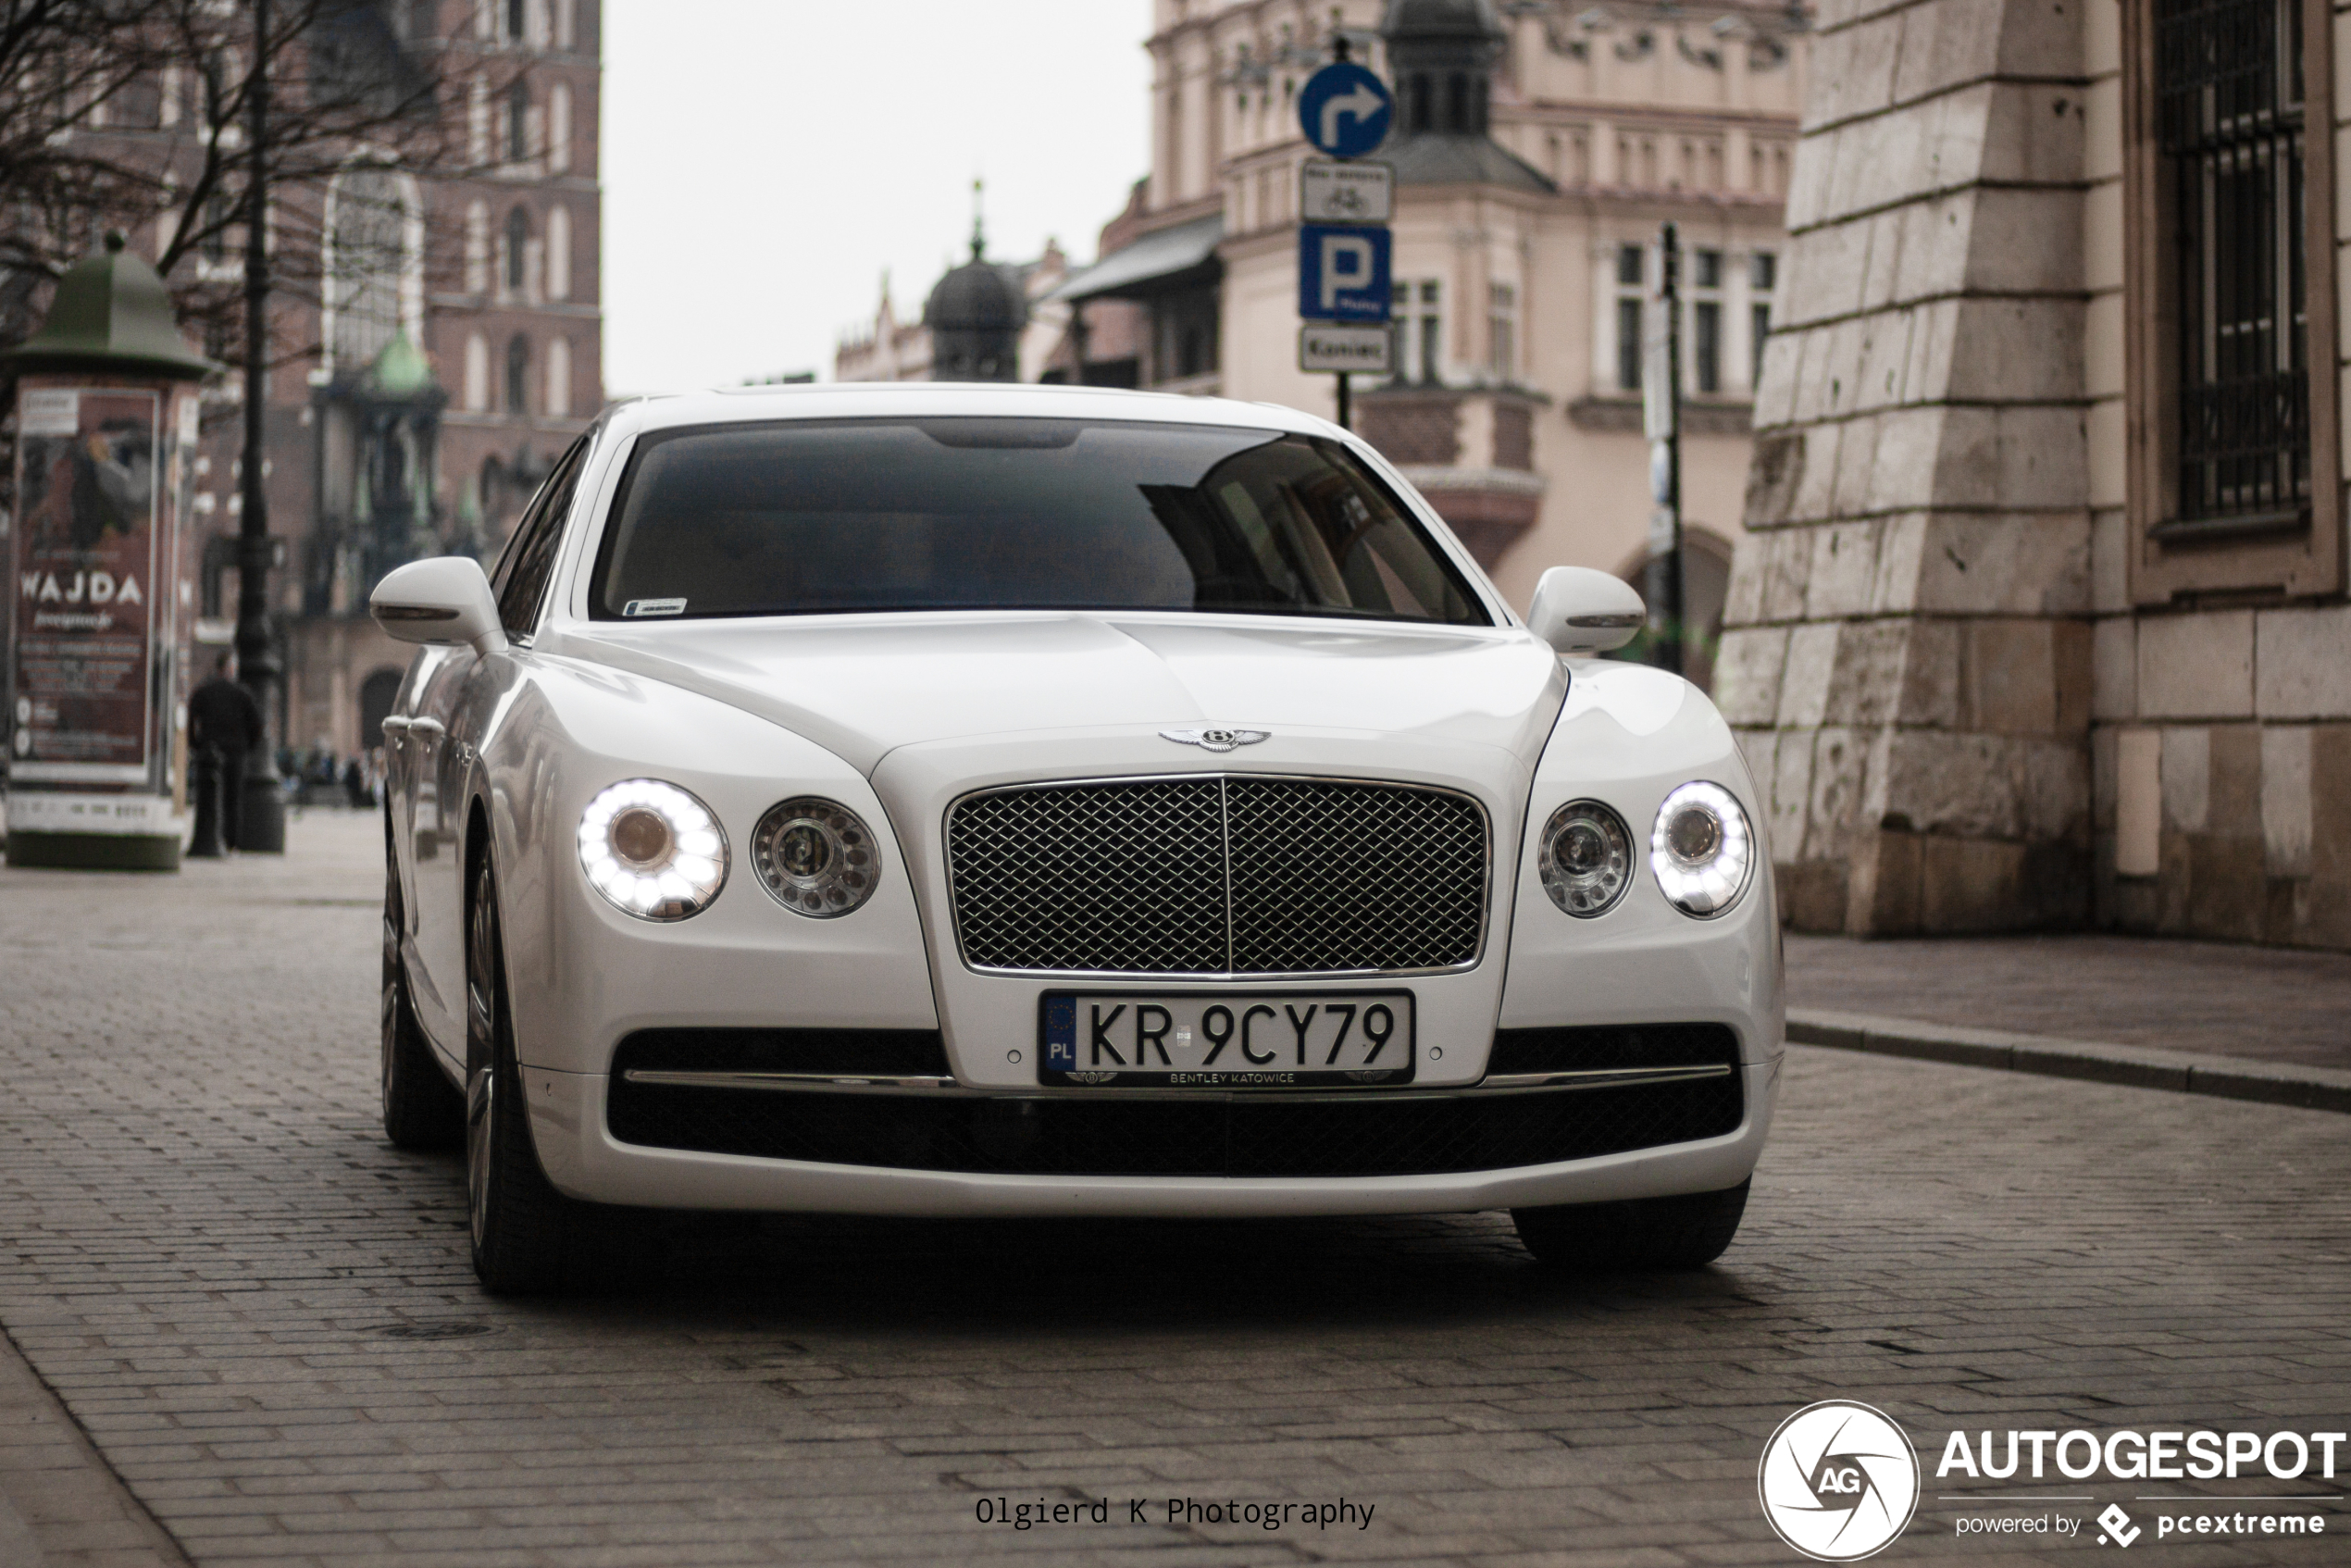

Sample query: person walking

[187,653,262,851]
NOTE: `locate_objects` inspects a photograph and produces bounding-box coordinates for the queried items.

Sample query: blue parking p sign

[1298,225,1391,322]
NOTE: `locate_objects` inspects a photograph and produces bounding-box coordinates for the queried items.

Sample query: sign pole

[1331,28,1357,434]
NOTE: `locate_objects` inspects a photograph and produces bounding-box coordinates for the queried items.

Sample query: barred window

[1750,251,1775,391]
[504,334,530,415]
[1487,281,1516,380]
[1693,301,1721,395]
[504,205,529,292]
[1616,297,1643,392]
[2158,0,2307,529]
[506,78,529,162]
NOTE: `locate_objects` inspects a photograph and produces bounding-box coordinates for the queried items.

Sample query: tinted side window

[496,437,591,636]
[489,460,554,597]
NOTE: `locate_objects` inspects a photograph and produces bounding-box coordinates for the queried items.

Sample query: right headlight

[752,796,881,916]
[1650,780,1754,918]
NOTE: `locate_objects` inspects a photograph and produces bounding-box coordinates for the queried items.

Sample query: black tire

[465,851,580,1294]
[1511,1179,1750,1272]
[382,820,463,1149]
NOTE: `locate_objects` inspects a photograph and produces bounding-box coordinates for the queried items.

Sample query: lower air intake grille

[946,775,1488,976]
[611,1028,951,1077]
[1487,1023,1741,1076]
[604,1075,1743,1178]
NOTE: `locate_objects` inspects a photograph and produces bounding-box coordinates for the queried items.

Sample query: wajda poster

[9,388,160,784]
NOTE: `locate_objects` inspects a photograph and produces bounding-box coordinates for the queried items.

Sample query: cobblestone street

[1,812,2347,1568]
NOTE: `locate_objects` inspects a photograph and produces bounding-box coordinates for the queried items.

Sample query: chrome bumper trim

[617,1062,1735,1101]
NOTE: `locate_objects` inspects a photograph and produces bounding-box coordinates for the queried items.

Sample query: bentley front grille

[946,776,1487,976]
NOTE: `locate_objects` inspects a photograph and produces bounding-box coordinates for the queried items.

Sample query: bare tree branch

[2,0,528,366]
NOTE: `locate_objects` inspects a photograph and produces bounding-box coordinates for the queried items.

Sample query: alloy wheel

[466,1062,494,1254]
[465,859,502,1258]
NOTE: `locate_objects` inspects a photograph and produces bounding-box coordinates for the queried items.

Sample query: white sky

[603,1,1154,395]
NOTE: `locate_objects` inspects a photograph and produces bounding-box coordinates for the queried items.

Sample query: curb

[0,1318,193,1568]
[1786,1008,2351,1115]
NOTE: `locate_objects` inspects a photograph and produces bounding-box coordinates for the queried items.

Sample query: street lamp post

[1644,221,1686,678]
[234,0,285,852]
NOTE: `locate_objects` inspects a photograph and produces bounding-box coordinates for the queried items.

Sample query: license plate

[1038,991,1414,1088]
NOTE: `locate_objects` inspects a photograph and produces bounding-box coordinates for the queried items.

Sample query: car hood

[544,612,1569,776]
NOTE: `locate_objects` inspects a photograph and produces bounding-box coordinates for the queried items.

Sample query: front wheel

[1511,1179,1750,1271]
[466,852,581,1293]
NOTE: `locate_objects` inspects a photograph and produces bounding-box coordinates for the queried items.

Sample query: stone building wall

[1716,0,2097,934]
[1720,0,2351,951]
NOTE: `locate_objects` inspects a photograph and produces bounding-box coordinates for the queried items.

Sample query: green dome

[0,231,217,380]
[362,330,434,396]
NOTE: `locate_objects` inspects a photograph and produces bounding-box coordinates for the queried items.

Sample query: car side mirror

[1525,566,1648,655]
[370,556,507,654]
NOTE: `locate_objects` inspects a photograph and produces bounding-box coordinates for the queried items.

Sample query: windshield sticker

[622,598,688,618]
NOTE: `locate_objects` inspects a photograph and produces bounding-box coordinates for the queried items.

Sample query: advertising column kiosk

[2,232,216,869]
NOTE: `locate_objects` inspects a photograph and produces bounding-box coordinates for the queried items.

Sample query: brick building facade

[279,0,604,756]
[5,1,604,762]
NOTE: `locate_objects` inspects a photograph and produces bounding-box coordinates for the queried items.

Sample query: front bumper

[520,1056,1782,1217]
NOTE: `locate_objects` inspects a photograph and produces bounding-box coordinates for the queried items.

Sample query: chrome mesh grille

[947,776,1487,975]
[950,779,1227,974]
[1225,778,1486,973]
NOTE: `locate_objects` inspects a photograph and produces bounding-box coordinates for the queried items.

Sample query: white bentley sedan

[370,384,1782,1293]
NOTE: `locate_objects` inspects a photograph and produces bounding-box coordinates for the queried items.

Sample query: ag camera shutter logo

[1758,1400,1921,1561]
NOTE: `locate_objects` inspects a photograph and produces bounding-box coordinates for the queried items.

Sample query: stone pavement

[1785,934,2351,1072]
[0,810,2345,1567]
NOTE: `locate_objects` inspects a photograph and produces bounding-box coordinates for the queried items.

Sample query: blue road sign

[1299,225,1392,322]
[1297,62,1392,159]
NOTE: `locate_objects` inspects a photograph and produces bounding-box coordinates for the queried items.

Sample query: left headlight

[1649,780,1754,918]
[577,778,729,921]
[1537,800,1635,916]
[751,796,880,917]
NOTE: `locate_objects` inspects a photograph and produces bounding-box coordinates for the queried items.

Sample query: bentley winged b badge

[1160,725,1270,753]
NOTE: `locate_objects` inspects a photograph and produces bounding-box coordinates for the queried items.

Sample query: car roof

[602,381,1344,440]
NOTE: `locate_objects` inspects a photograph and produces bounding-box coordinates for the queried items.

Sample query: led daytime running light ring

[577,778,729,922]
[1649,779,1754,919]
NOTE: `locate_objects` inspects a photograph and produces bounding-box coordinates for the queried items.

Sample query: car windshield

[588,417,1489,626]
